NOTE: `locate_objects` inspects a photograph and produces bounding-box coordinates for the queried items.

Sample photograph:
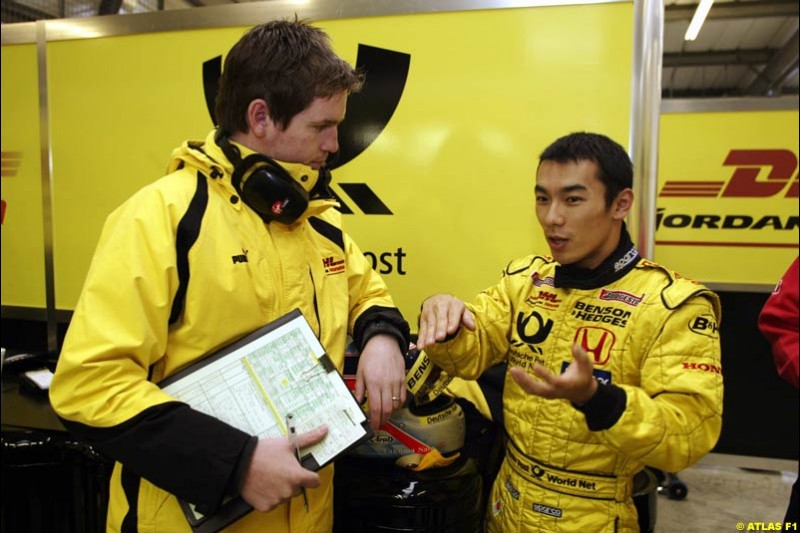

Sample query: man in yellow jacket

[418,132,723,532]
[49,19,410,533]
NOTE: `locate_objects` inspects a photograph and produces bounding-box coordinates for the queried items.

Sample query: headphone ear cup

[233,154,309,223]
[214,131,309,223]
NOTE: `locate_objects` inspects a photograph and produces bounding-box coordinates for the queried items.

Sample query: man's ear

[612,188,634,220]
[245,99,273,139]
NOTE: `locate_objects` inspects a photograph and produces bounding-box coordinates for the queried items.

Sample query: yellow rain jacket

[50,130,409,533]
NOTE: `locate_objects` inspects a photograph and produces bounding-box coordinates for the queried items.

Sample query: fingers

[531,362,559,385]
[395,381,407,408]
[509,366,536,393]
[510,347,599,404]
[298,468,322,489]
[369,391,386,431]
[445,303,463,336]
[462,308,477,331]
[294,425,328,448]
[367,383,404,430]
[418,294,470,349]
[417,295,440,349]
[572,343,593,372]
[510,365,556,398]
[240,437,323,512]
[357,335,406,430]
[570,344,598,405]
[354,372,366,405]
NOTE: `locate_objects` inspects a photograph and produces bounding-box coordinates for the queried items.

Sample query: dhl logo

[1,151,22,177]
[659,150,798,199]
[1,151,23,225]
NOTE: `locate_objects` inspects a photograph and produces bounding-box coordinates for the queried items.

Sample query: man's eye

[566,196,582,204]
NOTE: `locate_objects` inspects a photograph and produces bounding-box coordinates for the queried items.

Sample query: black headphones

[215,129,326,224]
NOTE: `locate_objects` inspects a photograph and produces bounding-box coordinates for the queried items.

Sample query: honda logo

[574,327,615,366]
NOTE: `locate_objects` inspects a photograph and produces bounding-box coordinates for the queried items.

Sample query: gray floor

[656,454,797,532]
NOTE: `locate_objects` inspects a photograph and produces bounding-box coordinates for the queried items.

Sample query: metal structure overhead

[664,0,799,97]
[1,0,799,98]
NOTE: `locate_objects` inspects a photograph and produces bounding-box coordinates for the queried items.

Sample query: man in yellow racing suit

[49,20,410,533]
[418,132,722,532]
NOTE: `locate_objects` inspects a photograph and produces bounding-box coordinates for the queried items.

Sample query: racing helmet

[343,340,465,465]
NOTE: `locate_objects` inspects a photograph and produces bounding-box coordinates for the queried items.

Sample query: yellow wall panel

[1,43,46,308]
[11,3,634,325]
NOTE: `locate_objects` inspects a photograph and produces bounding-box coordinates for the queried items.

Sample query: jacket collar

[168,130,338,224]
[554,223,640,290]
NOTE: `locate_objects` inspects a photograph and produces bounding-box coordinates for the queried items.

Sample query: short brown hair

[215,18,364,134]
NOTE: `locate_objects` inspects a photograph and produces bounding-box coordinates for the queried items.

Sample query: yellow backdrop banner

[3,3,634,327]
[1,43,46,309]
[656,109,799,285]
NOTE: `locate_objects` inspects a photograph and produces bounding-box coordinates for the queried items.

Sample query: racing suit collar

[554,224,640,290]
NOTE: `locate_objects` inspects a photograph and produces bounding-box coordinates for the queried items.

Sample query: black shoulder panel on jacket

[169,171,209,325]
[308,216,344,251]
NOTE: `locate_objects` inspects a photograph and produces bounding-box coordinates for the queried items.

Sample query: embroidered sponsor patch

[681,362,722,374]
[504,477,520,500]
[492,499,502,516]
[688,313,719,338]
[516,310,554,348]
[531,272,555,287]
[231,249,249,264]
[561,362,613,385]
[598,288,644,307]
[613,247,638,272]
[571,302,631,327]
[573,327,616,365]
[526,291,562,310]
[322,255,345,275]
[532,503,563,518]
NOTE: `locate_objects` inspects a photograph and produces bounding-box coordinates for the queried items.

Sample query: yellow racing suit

[424,233,722,532]
[49,130,409,533]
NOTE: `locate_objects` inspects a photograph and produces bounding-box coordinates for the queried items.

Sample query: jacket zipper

[309,267,322,340]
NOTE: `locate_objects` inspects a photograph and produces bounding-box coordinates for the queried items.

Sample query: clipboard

[159,308,373,532]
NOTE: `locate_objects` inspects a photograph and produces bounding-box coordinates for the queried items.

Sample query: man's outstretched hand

[509,344,598,405]
[417,294,476,350]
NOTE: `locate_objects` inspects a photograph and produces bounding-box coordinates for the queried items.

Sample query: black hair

[538,132,633,208]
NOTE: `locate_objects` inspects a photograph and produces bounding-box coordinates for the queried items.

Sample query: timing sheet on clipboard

[160,308,371,471]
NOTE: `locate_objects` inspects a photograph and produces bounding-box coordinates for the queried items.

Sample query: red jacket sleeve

[758,257,799,388]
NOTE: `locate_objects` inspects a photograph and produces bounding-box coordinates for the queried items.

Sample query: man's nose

[544,203,564,225]
[322,128,339,154]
